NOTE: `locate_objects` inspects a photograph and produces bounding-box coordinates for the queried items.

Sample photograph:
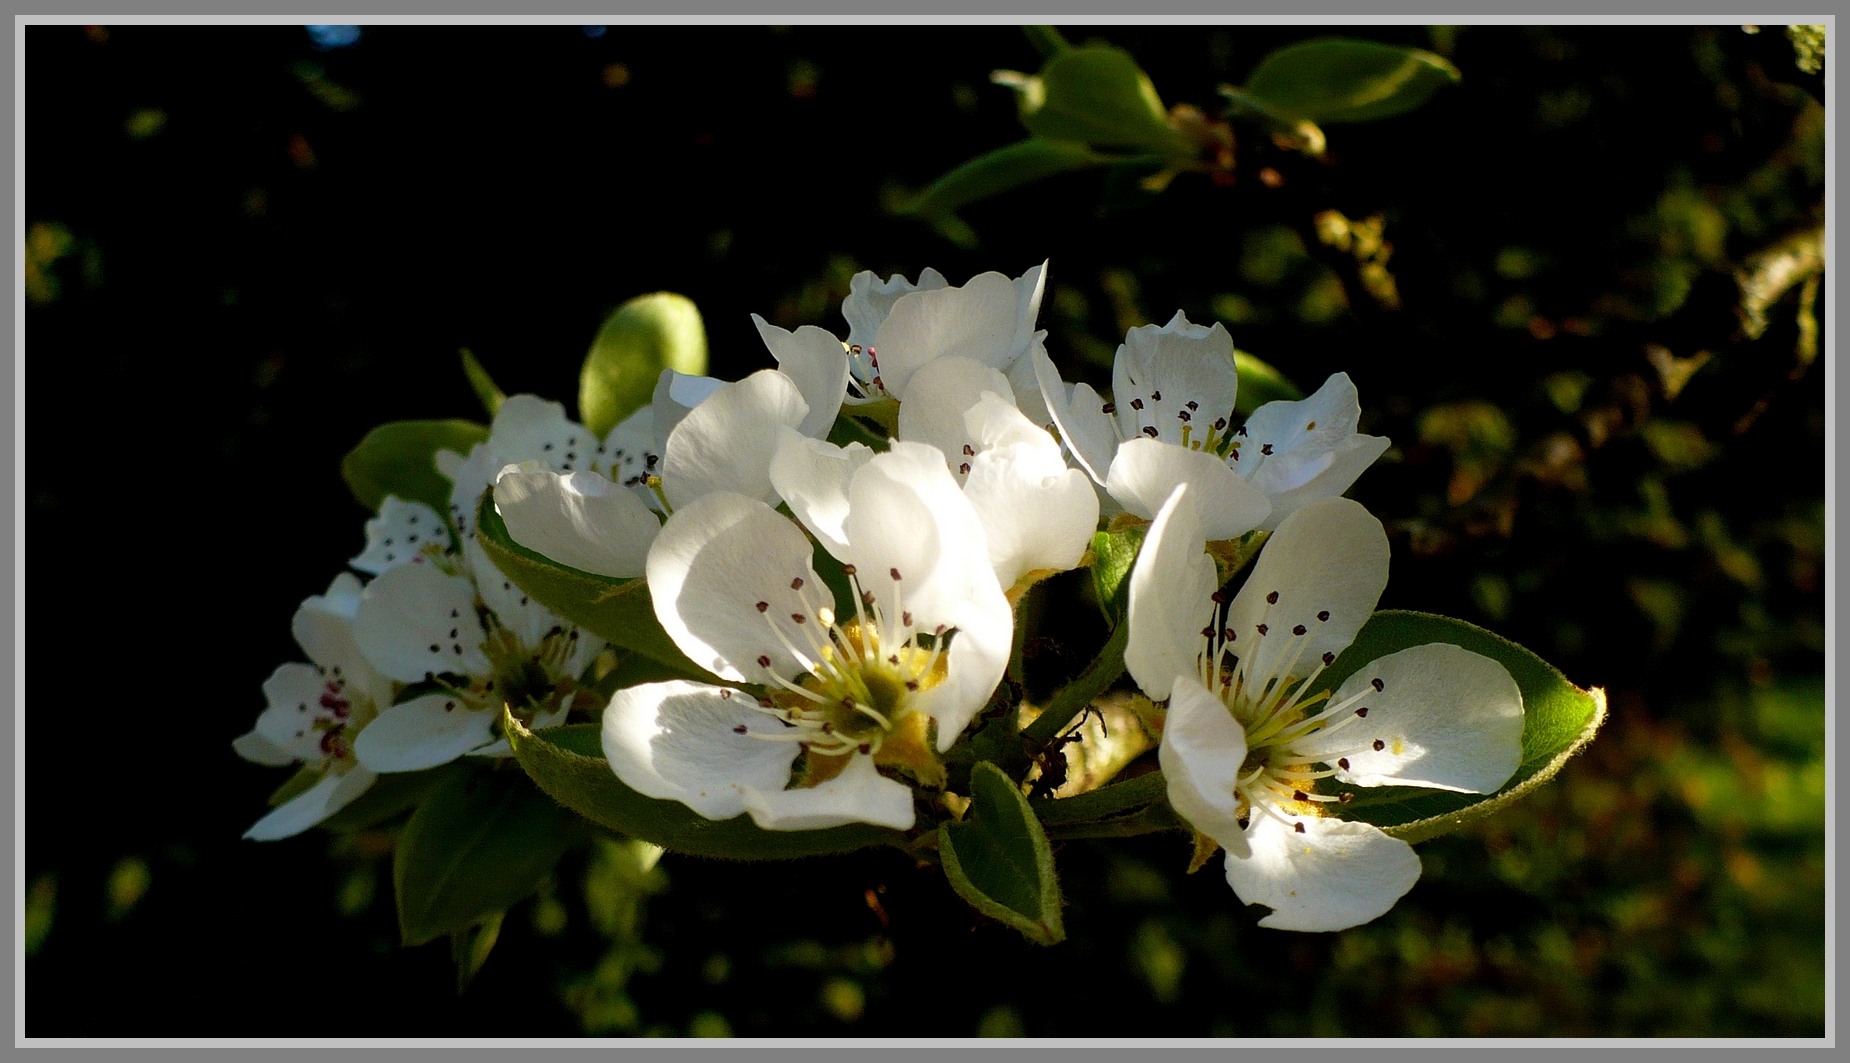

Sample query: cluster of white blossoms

[238,260,1528,933]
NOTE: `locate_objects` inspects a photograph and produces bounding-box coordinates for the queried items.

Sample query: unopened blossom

[753,262,1051,432]
[1035,311,1390,536]
[601,444,1013,831]
[347,525,606,772]
[1125,488,1524,931]
[491,368,816,579]
[234,573,394,840]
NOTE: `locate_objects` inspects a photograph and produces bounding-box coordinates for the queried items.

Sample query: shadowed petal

[1224,812,1421,932]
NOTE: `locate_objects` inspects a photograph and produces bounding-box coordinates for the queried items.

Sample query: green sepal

[1011,45,1193,156]
[1021,621,1128,752]
[503,714,908,861]
[1233,350,1304,414]
[1030,769,1168,828]
[458,348,506,418]
[266,766,322,808]
[825,411,890,452]
[1239,38,1460,125]
[1317,610,1607,843]
[321,763,469,833]
[393,764,589,947]
[472,490,716,682]
[340,419,488,515]
[939,762,1066,946]
[579,292,709,439]
[450,910,504,995]
[1205,529,1269,590]
[1089,525,1147,627]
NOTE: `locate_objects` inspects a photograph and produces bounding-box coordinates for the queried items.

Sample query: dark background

[26,24,1826,1036]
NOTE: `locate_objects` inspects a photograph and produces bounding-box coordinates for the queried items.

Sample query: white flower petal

[661,369,811,511]
[843,267,950,351]
[962,439,1098,589]
[487,395,592,465]
[840,441,991,631]
[1033,344,1117,485]
[1005,261,1049,368]
[1222,497,1388,687]
[1239,373,1388,528]
[353,693,498,772]
[1104,437,1272,540]
[650,369,726,459]
[1223,812,1421,932]
[602,403,659,499]
[1111,311,1240,447]
[963,390,1047,453]
[769,428,874,559]
[353,558,492,683]
[1157,675,1252,857]
[754,314,851,439]
[741,751,916,831]
[1253,434,1392,531]
[350,497,446,575]
[1291,643,1524,794]
[646,492,826,684]
[601,679,805,821]
[464,533,568,653]
[1124,484,1217,701]
[445,443,501,540]
[895,356,1013,475]
[292,572,394,710]
[1005,330,1054,432]
[913,582,1013,752]
[243,768,378,841]
[493,462,660,579]
[232,729,296,767]
[255,662,347,760]
[871,272,1020,399]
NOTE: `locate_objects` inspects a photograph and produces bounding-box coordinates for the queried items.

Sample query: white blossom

[1125,488,1524,931]
[234,573,393,840]
[489,369,816,580]
[754,262,1049,428]
[601,443,1014,831]
[346,527,606,773]
[1035,311,1390,536]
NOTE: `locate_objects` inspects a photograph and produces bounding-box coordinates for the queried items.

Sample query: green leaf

[321,763,469,832]
[899,139,1110,225]
[1089,525,1147,626]
[579,292,709,439]
[1317,610,1608,843]
[504,715,907,861]
[340,419,488,515]
[1233,350,1304,414]
[458,348,505,418]
[393,765,587,947]
[939,762,1065,945]
[1010,45,1193,155]
[1241,38,1461,125]
[472,490,715,681]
